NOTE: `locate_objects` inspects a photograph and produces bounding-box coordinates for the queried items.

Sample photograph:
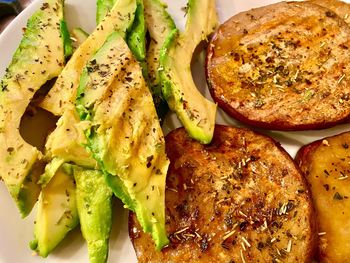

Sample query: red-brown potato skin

[206,1,350,131]
[296,131,350,263]
[130,125,316,262]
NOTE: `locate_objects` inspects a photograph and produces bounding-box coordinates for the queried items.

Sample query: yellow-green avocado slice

[76,31,170,250]
[73,166,113,263]
[39,0,137,116]
[0,0,71,217]
[159,0,218,144]
[29,164,78,257]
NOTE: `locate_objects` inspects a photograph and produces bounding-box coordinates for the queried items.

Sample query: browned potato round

[130,125,316,262]
[206,1,350,130]
[296,132,350,262]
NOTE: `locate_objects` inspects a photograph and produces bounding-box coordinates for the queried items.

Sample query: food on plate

[71,27,89,49]
[144,0,176,120]
[207,1,350,130]
[130,125,316,262]
[29,164,78,257]
[73,166,113,263]
[295,132,350,262]
[39,0,137,116]
[100,0,175,119]
[127,0,147,64]
[310,0,350,24]
[76,30,170,250]
[160,0,217,144]
[37,4,140,258]
[0,0,71,217]
[96,0,115,24]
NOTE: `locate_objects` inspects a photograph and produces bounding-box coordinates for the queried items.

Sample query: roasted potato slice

[130,125,316,262]
[206,1,350,130]
[296,132,350,262]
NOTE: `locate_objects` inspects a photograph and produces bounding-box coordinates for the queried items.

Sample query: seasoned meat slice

[130,125,316,262]
[206,1,350,130]
[310,0,350,25]
[296,132,350,262]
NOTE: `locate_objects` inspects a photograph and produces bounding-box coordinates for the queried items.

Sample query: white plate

[2,0,350,262]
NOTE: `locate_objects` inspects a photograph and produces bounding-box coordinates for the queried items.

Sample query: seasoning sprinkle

[286,239,292,253]
[337,175,348,180]
[241,241,246,251]
[322,140,330,146]
[318,232,326,236]
[174,227,189,235]
[241,236,251,248]
[338,74,346,84]
[223,230,236,241]
[240,249,246,263]
[239,211,248,218]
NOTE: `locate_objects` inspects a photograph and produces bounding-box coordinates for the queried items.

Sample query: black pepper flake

[342,143,349,149]
[146,155,154,168]
[325,11,336,18]
[324,169,330,176]
[334,192,344,200]
[200,237,209,252]
[7,147,14,153]
[323,184,330,191]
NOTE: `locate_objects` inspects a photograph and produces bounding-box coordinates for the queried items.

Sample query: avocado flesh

[30,164,79,257]
[0,0,70,217]
[144,0,176,120]
[159,0,218,144]
[39,0,137,116]
[96,0,117,24]
[76,32,170,249]
[73,166,112,263]
[45,109,97,169]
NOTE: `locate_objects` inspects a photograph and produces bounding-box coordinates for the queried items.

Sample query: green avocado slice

[30,164,79,257]
[73,166,113,263]
[96,0,117,25]
[0,0,71,217]
[159,0,218,144]
[76,31,169,250]
[39,0,137,116]
[144,0,176,120]
[126,0,147,63]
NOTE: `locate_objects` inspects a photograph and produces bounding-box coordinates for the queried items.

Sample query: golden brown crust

[296,131,350,262]
[130,125,316,262]
[310,0,350,25]
[206,1,350,130]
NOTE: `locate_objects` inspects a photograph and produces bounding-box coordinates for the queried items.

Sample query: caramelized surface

[206,1,350,130]
[296,132,350,262]
[130,126,316,262]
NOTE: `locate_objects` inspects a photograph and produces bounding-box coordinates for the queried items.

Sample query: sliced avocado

[126,0,147,63]
[45,108,97,169]
[71,27,89,50]
[38,157,65,187]
[73,166,112,263]
[39,0,137,116]
[30,164,78,257]
[144,0,176,120]
[76,32,170,249]
[0,0,71,217]
[159,0,218,144]
[96,0,117,25]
